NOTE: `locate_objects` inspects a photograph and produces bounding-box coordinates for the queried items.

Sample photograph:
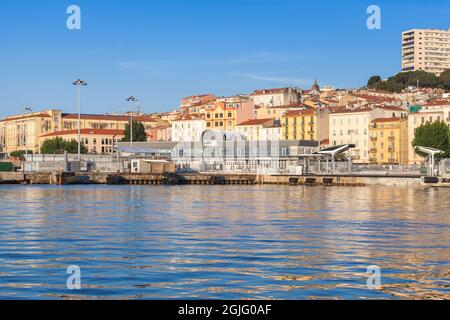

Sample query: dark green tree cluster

[367,70,450,92]
[9,150,33,160]
[121,121,147,143]
[40,137,88,154]
[412,121,450,158]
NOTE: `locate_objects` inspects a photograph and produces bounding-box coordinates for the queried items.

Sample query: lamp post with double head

[126,96,138,148]
[72,79,87,160]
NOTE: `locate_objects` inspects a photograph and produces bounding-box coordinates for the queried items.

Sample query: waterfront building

[0,109,159,154]
[159,111,183,122]
[235,119,278,141]
[407,100,450,164]
[179,94,217,114]
[250,87,302,108]
[255,104,306,121]
[329,106,408,163]
[402,28,450,75]
[369,117,409,165]
[38,129,124,154]
[261,123,282,142]
[171,114,206,142]
[116,141,178,159]
[281,108,330,144]
[147,123,172,142]
[205,97,255,131]
[172,129,317,174]
[0,110,62,154]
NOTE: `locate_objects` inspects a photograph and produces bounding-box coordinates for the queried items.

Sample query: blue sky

[1,0,450,117]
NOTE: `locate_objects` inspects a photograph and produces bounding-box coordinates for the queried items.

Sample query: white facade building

[261,125,282,142]
[251,87,302,108]
[235,119,280,141]
[171,116,206,142]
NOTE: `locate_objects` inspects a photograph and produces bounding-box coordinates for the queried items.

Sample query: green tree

[367,75,381,88]
[439,69,450,90]
[9,150,33,160]
[121,120,147,142]
[65,139,88,154]
[412,121,450,158]
[367,70,444,92]
[40,137,88,154]
[373,80,404,93]
[406,70,440,88]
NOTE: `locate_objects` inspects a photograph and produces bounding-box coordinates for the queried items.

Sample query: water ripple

[0,185,449,299]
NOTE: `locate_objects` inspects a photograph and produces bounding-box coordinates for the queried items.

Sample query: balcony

[388,136,396,141]
[370,136,377,141]
[388,148,395,153]
[370,148,377,153]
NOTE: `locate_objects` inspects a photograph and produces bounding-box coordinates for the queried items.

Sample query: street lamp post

[317,102,321,149]
[126,96,138,148]
[23,107,33,160]
[72,79,87,160]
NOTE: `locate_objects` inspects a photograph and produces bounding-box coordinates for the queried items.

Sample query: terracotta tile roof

[331,107,375,114]
[181,94,216,101]
[265,103,308,109]
[40,129,125,138]
[377,105,407,111]
[354,94,398,102]
[1,113,52,122]
[61,113,158,122]
[372,117,402,123]
[236,119,273,126]
[283,109,316,116]
[172,114,205,121]
[251,87,295,95]
[423,100,450,106]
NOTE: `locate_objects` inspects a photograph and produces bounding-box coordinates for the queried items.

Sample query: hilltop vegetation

[367,70,450,92]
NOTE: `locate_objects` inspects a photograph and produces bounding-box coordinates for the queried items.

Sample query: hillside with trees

[367,70,450,92]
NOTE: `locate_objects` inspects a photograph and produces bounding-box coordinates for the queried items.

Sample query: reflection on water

[0,185,449,299]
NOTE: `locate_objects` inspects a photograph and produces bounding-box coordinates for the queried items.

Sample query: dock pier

[0,171,425,187]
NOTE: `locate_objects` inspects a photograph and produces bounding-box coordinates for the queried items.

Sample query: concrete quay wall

[0,172,422,187]
[261,175,421,186]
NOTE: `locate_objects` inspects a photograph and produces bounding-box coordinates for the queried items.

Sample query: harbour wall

[0,172,422,187]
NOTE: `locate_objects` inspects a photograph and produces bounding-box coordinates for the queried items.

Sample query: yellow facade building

[369,117,409,165]
[255,104,305,121]
[281,109,329,143]
[205,102,237,131]
[39,129,125,154]
[0,109,159,154]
